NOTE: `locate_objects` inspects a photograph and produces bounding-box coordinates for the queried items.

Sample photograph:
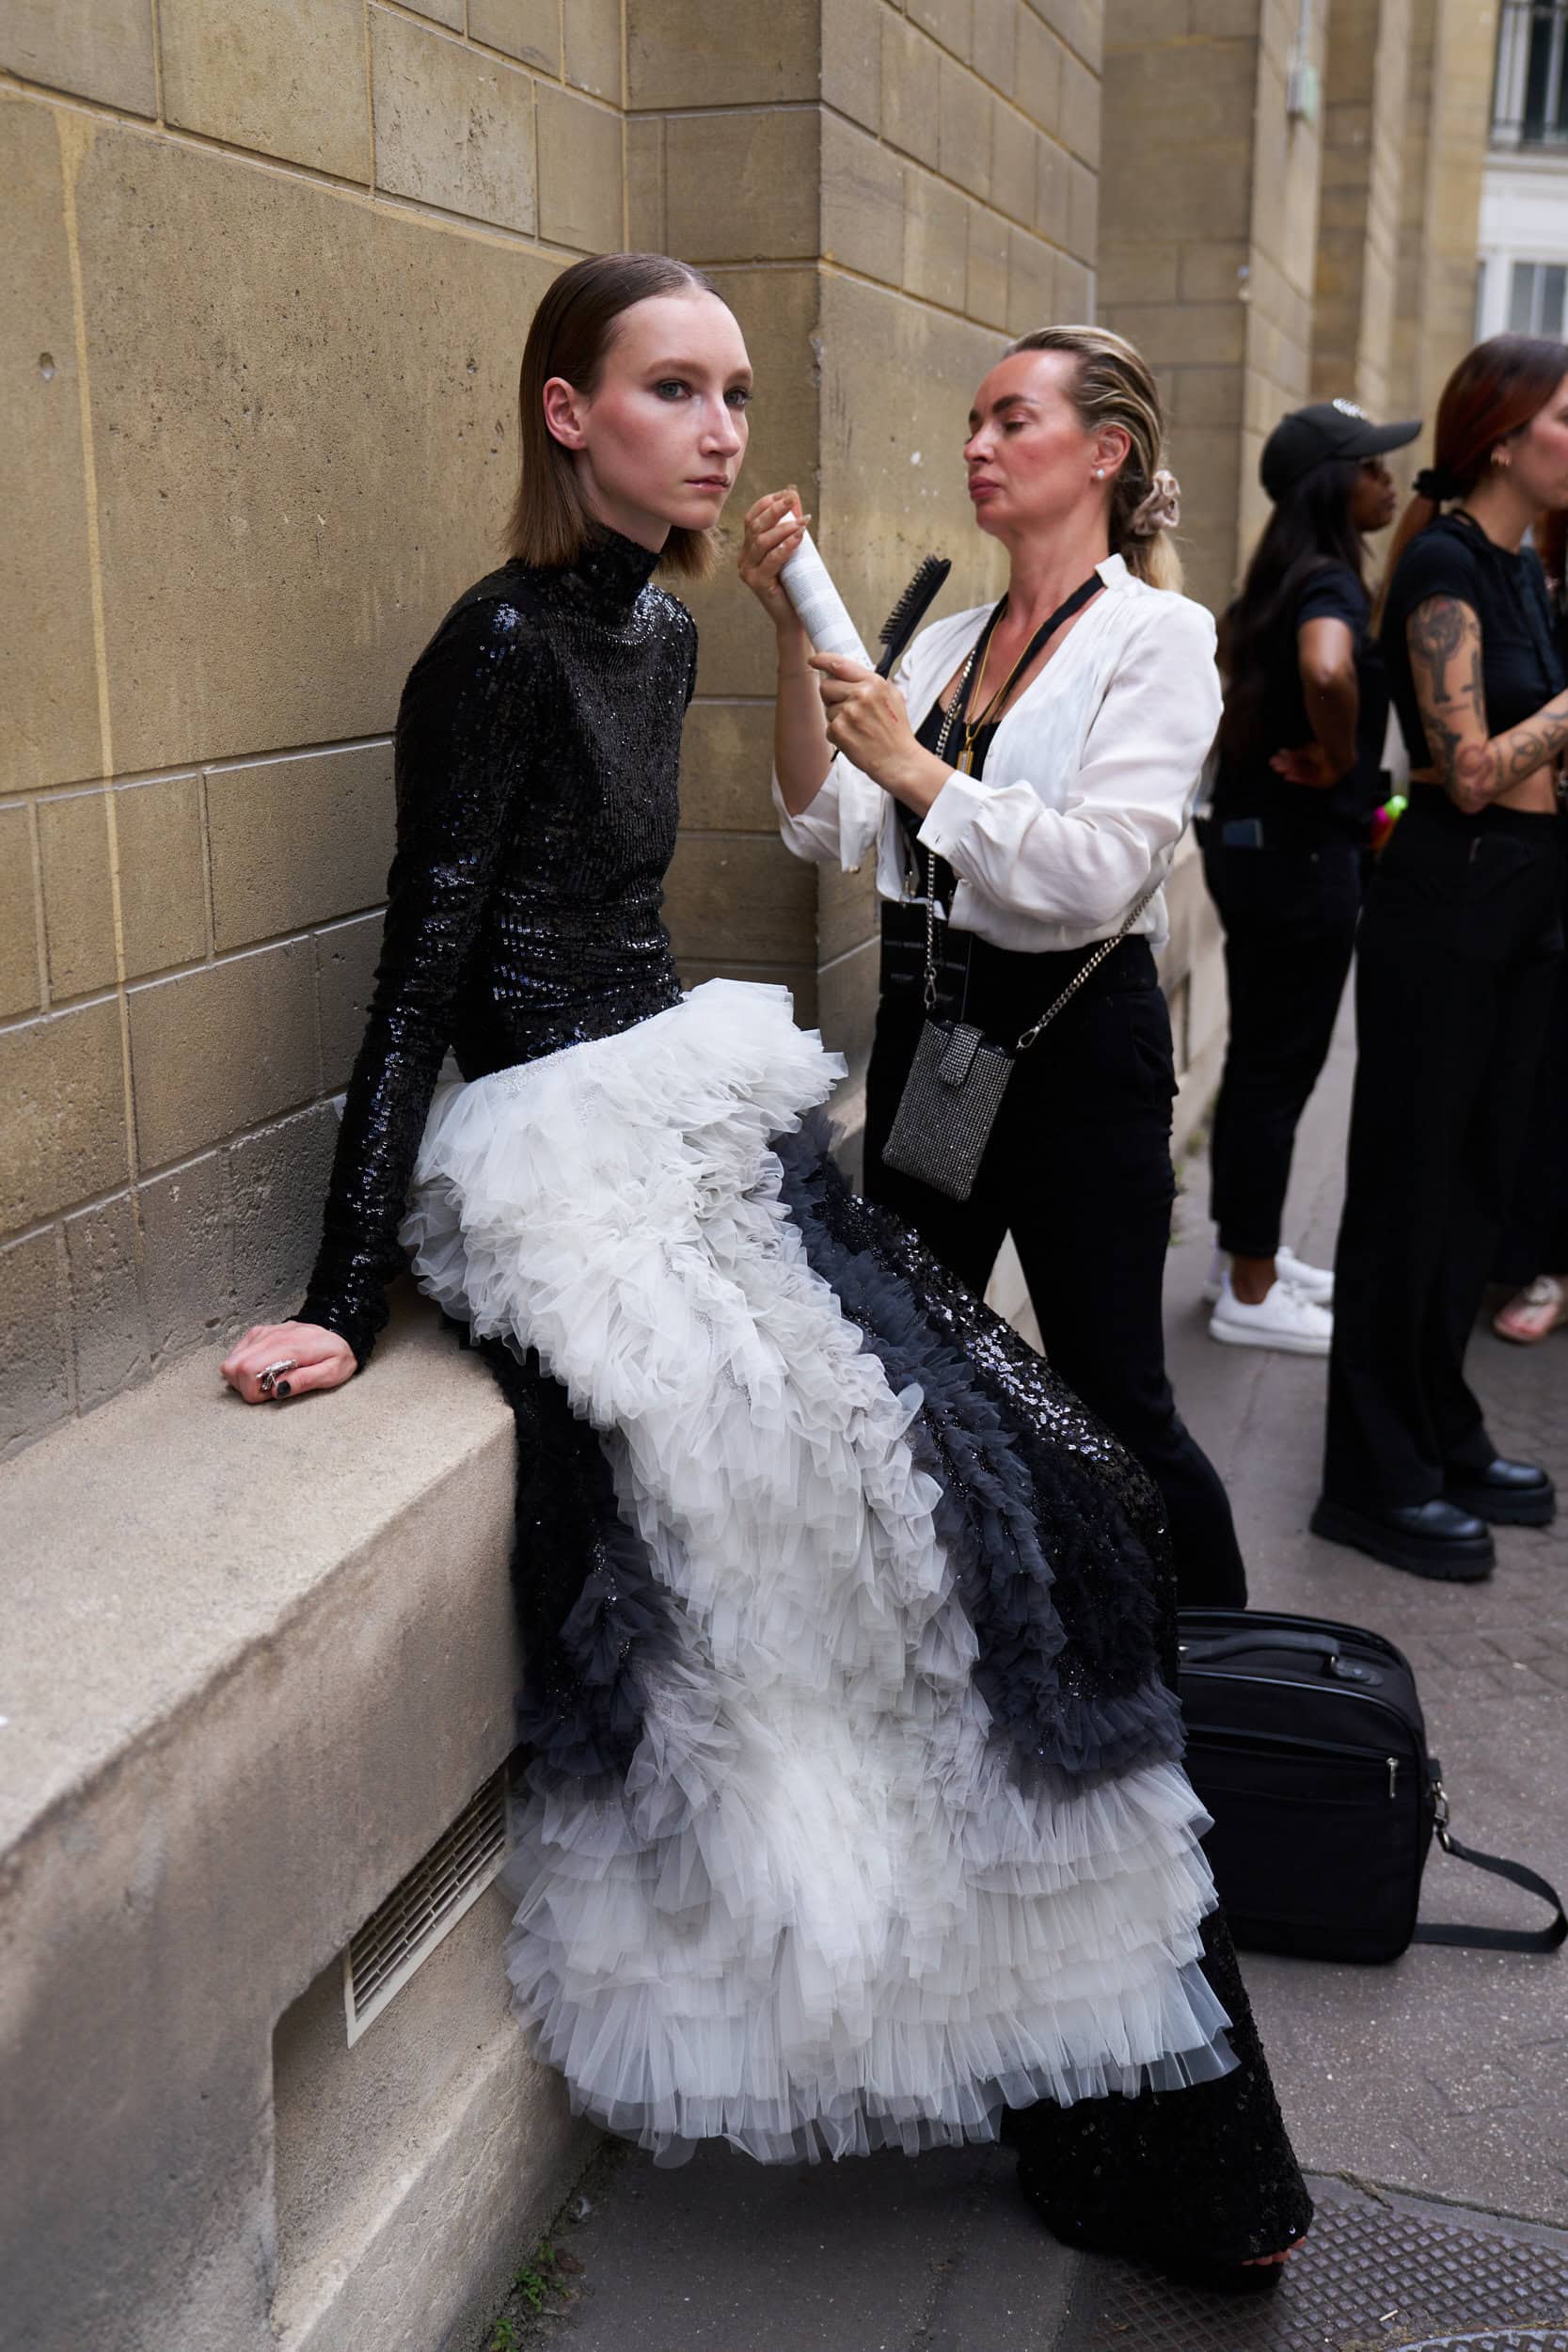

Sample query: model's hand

[221,1319,356,1405]
[809,651,950,814]
[738,488,809,636]
[1269,742,1342,790]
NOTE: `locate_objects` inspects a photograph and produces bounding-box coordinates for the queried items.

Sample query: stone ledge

[0,1287,595,2352]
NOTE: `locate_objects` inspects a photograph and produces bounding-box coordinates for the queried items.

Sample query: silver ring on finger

[258,1358,296,1396]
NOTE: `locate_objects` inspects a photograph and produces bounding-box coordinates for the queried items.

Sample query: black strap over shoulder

[1416,1829,1568,1954]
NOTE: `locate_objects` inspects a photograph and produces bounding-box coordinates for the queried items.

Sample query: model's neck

[1456,474,1534,552]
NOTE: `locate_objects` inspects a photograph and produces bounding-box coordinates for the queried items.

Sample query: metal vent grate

[342,1758,520,2044]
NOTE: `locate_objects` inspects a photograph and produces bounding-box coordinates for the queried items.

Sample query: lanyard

[948,573,1104,771]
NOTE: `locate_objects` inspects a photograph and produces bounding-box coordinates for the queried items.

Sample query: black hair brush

[875,555,952,677]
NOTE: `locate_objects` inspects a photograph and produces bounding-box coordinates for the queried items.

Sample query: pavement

[473,1008,1568,2352]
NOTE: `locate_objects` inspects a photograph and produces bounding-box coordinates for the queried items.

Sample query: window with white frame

[1509,259,1568,334]
[1493,0,1568,147]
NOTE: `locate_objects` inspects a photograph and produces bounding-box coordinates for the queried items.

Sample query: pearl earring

[1093,469,1104,479]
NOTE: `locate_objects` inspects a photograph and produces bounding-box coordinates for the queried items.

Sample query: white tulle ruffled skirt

[401,978,1234,2163]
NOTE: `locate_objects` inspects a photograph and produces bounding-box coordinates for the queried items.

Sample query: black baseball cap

[1260,399,1421,501]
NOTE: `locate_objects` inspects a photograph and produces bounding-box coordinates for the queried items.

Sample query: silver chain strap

[918,644,1157,1048]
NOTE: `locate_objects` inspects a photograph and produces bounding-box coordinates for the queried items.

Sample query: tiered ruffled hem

[402,979,1233,2162]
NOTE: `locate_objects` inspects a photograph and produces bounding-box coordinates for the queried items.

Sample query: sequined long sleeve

[299,597,539,1365]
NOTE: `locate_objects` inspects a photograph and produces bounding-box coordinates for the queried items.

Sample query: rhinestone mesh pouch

[880,1019,1014,1202]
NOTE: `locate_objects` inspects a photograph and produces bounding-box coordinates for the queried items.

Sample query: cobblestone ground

[471,1008,1568,2352]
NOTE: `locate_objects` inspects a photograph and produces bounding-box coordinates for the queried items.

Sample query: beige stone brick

[1054,251,1092,318]
[159,0,370,181]
[967,200,1011,330]
[679,703,780,834]
[903,164,969,310]
[822,111,905,286]
[682,267,819,698]
[817,859,879,967]
[881,14,942,169]
[822,0,882,131]
[972,0,1019,90]
[372,8,537,235]
[0,998,130,1234]
[468,0,559,71]
[816,271,1007,639]
[113,773,207,978]
[1178,239,1252,302]
[1006,225,1056,336]
[1104,0,1193,38]
[401,0,463,24]
[1034,0,1101,73]
[990,100,1037,228]
[0,806,42,1019]
[230,1101,343,1324]
[939,55,993,199]
[663,834,817,966]
[314,911,385,1092]
[38,790,117,1002]
[1,0,155,113]
[1057,50,1100,165]
[626,114,665,247]
[1013,8,1063,130]
[1036,130,1069,244]
[664,108,817,262]
[206,741,395,955]
[816,934,879,1087]
[138,1150,229,1361]
[911,0,974,60]
[1067,153,1097,261]
[65,1191,149,1411]
[0,1228,71,1455]
[78,126,555,774]
[564,0,623,99]
[1101,298,1247,367]
[1166,363,1245,427]
[2,103,102,794]
[628,2,818,106]
[1099,241,1180,303]
[128,943,317,1171]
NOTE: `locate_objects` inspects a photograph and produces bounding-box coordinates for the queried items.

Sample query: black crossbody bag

[880,579,1155,1202]
[1177,1608,1567,1964]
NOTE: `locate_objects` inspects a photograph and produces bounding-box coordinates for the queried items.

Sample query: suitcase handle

[1178,1629,1385,1686]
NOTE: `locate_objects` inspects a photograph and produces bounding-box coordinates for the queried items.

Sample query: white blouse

[772,554,1222,953]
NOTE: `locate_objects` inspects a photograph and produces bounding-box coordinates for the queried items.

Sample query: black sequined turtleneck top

[300,529,695,1367]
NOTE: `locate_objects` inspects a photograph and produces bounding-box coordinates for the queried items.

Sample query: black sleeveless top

[300,530,695,1366]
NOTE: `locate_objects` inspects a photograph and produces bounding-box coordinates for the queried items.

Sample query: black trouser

[1323,793,1565,1511]
[1201,828,1363,1260]
[1497,853,1568,1283]
[864,930,1248,1609]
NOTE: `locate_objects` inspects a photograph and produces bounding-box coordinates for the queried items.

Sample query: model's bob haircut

[506,251,722,580]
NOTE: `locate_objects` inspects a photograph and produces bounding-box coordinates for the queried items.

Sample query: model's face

[962,349,1128,544]
[1349,456,1399,532]
[545,291,752,548]
[1508,372,1568,511]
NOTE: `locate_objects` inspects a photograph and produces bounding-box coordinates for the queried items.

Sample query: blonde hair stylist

[741,326,1243,1612]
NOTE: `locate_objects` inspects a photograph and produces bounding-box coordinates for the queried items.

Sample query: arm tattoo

[1407,596,1468,707]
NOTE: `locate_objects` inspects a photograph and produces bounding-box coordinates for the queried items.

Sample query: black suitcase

[1177,1608,1566,1964]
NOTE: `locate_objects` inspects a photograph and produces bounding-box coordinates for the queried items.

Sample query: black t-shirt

[1212,560,1387,844]
[1380,511,1564,769]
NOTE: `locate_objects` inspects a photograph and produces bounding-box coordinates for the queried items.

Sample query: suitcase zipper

[1387,1757,1398,1799]
[1189,1722,1417,1778]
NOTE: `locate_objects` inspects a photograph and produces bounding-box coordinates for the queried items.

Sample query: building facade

[1478,0,1568,345]
[0,7,1502,2351]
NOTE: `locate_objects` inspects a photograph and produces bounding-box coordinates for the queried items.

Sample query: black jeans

[1323,793,1565,1511]
[1201,829,1363,1260]
[1497,852,1568,1283]
[864,930,1248,1609]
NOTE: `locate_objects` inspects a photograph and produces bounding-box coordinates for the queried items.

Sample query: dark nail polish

[276,1379,292,1398]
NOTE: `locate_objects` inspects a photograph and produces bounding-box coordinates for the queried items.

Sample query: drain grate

[341,1756,520,2043]
[1054,2180,1568,2351]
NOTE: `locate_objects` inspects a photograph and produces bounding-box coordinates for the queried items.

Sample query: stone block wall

[1,0,1100,1457]
[1312,0,1413,418]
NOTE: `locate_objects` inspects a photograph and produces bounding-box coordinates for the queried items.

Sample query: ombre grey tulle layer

[400,981,1234,2162]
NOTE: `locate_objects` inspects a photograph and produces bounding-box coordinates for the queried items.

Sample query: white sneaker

[1209,1273,1333,1355]
[1203,1245,1334,1306]
[1277,1245,1334,1305]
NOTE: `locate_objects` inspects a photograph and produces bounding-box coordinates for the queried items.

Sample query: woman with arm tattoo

[1314,336,1568,1580]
